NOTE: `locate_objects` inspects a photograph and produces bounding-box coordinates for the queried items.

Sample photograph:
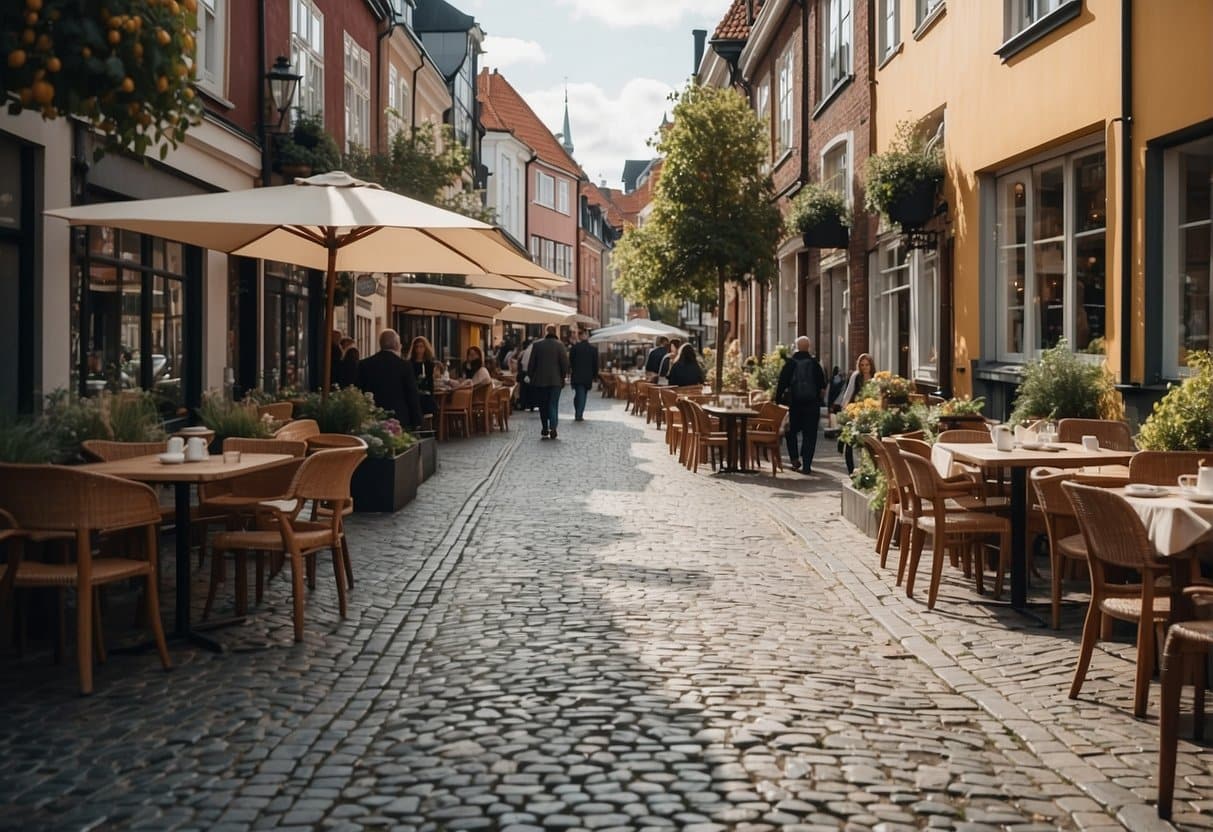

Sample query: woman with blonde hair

[835,352,875,474]
[409,336,438,419]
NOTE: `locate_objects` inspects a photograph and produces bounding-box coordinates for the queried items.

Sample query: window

[916,0,944,27]
[529,235,540,261]
[1005,0,1065,37]
[498,153,514,236]
[344,33,370,151]
[820,0,853,93]
[557,179,570,214]
[291,0,324,120]
[777,45,794,152]
[878,0,900,60]
[554,243,573,279]
[195,0,226,94]
[994,144,1106,360]
[822,139,849,202]
[870,242,938,380]
[535,171,555,209]
[826,264,850,373]
[542,239,556,272]
[1163,136,1213,376]
[387,65,410,137]
[756,81,772,165]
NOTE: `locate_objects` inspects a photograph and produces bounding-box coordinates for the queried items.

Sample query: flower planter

[416,435,438,482]
[840,481,881,539]
[886,178,939,229]
[802,220,849,250]
[350,443,421,513]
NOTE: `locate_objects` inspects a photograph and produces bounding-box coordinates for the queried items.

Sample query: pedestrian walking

[775,335,827,474]
[527,325,570,439]
[356,329,423,430]
[568,330,599,422]
[835,352,875,474]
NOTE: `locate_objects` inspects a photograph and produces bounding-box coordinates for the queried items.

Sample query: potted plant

[197,392,271,449]
[1136,351,1213,450]
[789,184,850,249]
[350,417,420,512]
[864,120,945,230]
[864,371,914,410]
[1009,338,1124,426]
[274,112,342,177]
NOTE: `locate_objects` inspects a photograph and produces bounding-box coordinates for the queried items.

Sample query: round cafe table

[702,403,759,473]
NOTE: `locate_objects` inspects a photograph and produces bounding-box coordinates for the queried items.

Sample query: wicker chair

[1030,467,1089,629]
[1159,619,1213,820]
[223,437,308,457]
[441,387,473,439]
[274,419,320,443]
[1128,451,1210,486]
[861,435,898,568]
[491,385,513,431]
[257,402,294,423]
[747,402,787,476]
[307,433,366,452]
[685,400,729,473]
[1057,418,1135,451]
[0,464,171,694]
[211,445,366,641]
[470,384,493,434]
[80,440,170,462]
[899,451,1011,610]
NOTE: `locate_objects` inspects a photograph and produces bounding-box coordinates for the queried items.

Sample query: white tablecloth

[1123,491,1213,556]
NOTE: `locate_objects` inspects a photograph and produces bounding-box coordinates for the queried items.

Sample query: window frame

[343,32,371,152]
[870,239,938,382]
[820,0,853,95]
[916,0,945,27]
[1161,135,1213,378]
[877,0,900,62]
[998,0,1082,60]
[556,179,570,215]
[534,170,555,209]
[820,134,851,206]
[290,0,325,122]
[777,44,795,153]
[194,0,227,96]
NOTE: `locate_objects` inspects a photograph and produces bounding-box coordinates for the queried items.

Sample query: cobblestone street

[1,395,1211,831]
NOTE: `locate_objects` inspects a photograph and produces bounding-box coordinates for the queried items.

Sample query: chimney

[692,29,707,78]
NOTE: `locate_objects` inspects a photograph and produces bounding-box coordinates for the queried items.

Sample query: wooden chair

[1061,481,1182,717]
[1159,619,1213,820]
[936,429,992,443]
[307,433,366,452]
[441,387,473,439]
[1031,467,1089,629]
[1057,418,1135,451]
[256,402,294,423]
[861,435,898,568]
[274,418,320,443]
[899,451,1011,610]
[470,384,493,434]
[686,400,728,473]
[211,446,366,642]
[632,382,652,419]
[599,372,617,398]
[491,385,513,431]
[1128,451,1209,486]
[747,403,787,476]
[0,464,171,694]
[80,440,170,462]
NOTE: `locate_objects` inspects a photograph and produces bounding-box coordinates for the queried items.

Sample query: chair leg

[341,535,354,590]
[255,553,266,605]
[203,548,224,621]
[331,547,348,618]
[994,531,1010,600]
[1196,653,1207,742]
[1069,602,1102,700]
[233,552,248,617]
[905,527,926,598]
[92,588,106,664]
[876,507,893,568]
[144,573,171,671]
[77,582,93,695]
[926,537,948,610]
[895,523,912,586]
[290,549,305,642]
[1133,614,1157,718]
[1158,639,1184,821]
[1051,548,1063,630]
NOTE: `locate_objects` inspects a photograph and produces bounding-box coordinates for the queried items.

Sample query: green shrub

[787,184,849,234]
[107,391,167,443]
[197,393,271,446]
[0,420,59,463]
[1136,352,1213,450]
[1009,339,1123,425]
[748,344,790,392]
[863,120,944,221]
[294,387,385,434]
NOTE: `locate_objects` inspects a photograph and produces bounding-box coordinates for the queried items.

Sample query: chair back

[223,437,308,457]
[894,436,933,459]
[275,419,320,442]
[881,438,918,518]
[471,384,491,408]
[937,428,992,444]
[861,435,898,507]
[687,400,715,434]
[899,450,944,502]
[1061,481,1158,571]
[287,445,367,504]
[1030,467,1075,518]
[1057,418,1135,451]
[446,386,472,410]
[1128,451,1208,485]
[307,433,367,452]
[0,464,160,532]
[80,440,167,462]
[257,401,294,422]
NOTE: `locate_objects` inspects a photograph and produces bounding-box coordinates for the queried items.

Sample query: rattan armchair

[747,402,787,476]
[441,387,473,439]
[80,440,170,462]
[1030,467,1090,629]
[1057,418,1135,451]
[861,435,898,568]
[0,465,171,694]
[274,418,320,443]
[257,402,294,423]
[1159,619,1213,820]
[210,446,366,641]
[470,384,493,434]
[685,400,729,473]
[1128,451,1209,486]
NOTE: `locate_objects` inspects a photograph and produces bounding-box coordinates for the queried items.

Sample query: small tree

[614,84,782,390]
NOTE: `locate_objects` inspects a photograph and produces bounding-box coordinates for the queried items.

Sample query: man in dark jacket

[527,325,570,439]
[643,336,669,380]
[775,335,827,474]
[568,330,599,422]
[356,329,423,430]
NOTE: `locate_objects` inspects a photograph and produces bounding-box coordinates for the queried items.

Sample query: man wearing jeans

[568,330,599,421]
[527,325,570,439]
[774,335,826,474]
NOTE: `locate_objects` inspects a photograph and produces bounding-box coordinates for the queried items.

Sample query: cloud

[520,78,674,190]
[480,35,548,70]
[555,0,732,28]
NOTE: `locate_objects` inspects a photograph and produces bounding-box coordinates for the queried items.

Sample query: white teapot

[991,424,1014,451]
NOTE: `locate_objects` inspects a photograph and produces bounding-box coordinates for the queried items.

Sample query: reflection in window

[1170,138,1213,374]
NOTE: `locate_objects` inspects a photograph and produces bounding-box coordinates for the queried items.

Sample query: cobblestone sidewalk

[0,394,1206,830]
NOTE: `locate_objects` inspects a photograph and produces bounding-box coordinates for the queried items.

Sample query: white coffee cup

[992,425,1014,451]
[1199,466,1213,495]
[1081,435,1100,451]
[166,437,185,455]
[186,437,208,461]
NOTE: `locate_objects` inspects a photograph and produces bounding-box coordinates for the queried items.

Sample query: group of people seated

[643,336,705,387]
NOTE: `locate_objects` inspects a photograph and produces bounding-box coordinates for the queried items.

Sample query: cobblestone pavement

[0,394,1209,831]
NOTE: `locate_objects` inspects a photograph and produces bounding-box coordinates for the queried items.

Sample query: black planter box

[350,444,421,512]
[887,178,939,229]
[802,220,849,250]
[416,436,438,481]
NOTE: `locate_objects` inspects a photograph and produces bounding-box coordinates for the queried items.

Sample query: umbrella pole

[321,233,338,400]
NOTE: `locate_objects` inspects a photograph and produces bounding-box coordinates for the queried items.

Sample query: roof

[477,69,585,179]
[413,0,475,32]
[712,0,763,41]
[581,181,623,229]
[621,159,652,192]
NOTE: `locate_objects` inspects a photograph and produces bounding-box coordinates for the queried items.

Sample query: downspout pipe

[1119,0,1133,384]
[258,0,270,186]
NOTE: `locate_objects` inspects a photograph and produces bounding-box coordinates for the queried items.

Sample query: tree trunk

[715,267,726,393]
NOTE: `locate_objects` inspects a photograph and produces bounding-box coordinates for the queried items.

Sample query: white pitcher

[185,437,208,461]
[991,424,1014,451]
[1198,464,1213,495]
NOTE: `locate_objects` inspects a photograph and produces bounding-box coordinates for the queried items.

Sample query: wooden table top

[84,453,294,483]
[935,441,1136,470]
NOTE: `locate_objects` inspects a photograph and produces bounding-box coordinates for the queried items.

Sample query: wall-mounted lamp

[266,56,302,132]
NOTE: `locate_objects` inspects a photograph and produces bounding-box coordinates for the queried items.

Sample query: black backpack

[790,358,820,405]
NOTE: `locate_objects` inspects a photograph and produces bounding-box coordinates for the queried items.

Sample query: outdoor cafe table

[83,452,294,650]
[932,441,1136,610]
[702,404,759,474]
[1120,485,1213,622]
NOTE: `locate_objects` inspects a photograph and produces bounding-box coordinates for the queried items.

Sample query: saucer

[1181,487,1213,503]
[177,426,210,435]
[1125,484,1168,498]
[158,453,186,465]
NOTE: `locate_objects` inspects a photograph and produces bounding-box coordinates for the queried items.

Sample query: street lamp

[266,55,302,132]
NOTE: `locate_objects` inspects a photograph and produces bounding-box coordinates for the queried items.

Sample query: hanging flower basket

[802,219,850,250]
[788,183,851,250]
[885,178,939,230]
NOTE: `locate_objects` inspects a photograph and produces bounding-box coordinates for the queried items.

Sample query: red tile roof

[712,0,763,41]
[581,180,623,228]
[477,69,584,179]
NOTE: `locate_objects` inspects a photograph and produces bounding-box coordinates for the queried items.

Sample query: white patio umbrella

[47,171,566,393]
[393,283,592,326]
[589,319,689,344]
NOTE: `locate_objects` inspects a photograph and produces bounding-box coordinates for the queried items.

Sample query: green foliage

[41,389,109,456]
[749,344,790,392]
[850,451,887,512]
[197,393,271,446]
[294,386,383,435]
[864,120,944,221]
[107,391,167,442]
[702,342,747,391]
[787,183,849,234]
[276,112,341,174]
[1,0,203,161]
[1136,352,1213,451]
[357,417,416,459]
[0,419,59,463]
[1009,338,1123,425]
[343,124,493,222]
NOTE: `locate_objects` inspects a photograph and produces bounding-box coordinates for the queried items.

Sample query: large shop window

[872,241,938,382]
[73,228,195,416]
[263,263,312,394]
[1163,136,1213,377]
[995,144,1106,361]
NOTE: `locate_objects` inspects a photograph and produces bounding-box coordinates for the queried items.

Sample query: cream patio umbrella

[588,319,689,343]
[47,171,566,393]
[393,283,592,326]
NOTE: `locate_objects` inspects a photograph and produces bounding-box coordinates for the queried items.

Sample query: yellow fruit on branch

[156,29,171,46]
[31,80,54,105]
[120,76,135,93]
[26,0,44,11]
[46,57,61,72]
[107,29,121,45]
[7,50,26,69]
[22,29,36,45]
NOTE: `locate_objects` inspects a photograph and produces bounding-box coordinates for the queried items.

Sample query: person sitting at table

[666,343,704,387]
[357,329,423,430]
[408,335,438,419]
[657,338,684,382]
[451,346,493,389]
[335,337,360,389]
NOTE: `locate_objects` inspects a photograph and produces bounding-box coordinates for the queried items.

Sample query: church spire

[560,83,574,156]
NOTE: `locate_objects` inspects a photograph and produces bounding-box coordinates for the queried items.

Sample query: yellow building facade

[872,0,1212,419]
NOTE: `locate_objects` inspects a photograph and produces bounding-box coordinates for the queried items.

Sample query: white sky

[466,0,734,189]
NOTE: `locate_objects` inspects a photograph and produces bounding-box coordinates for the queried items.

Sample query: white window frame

[777,44,794,152]
[756,81,772,168]
[387,65,410,137]
[556,179,570,215]
[535,170,555,209]
[1005,0,1063,38]
[878,0,900,60]
[821,134,851,205]
[344,32,371,151]
[869,240,937,381]
[291,0,325,122]
[820,0,853,94]
[917,0,945,27]
[993,140,1107,363]
[195,0,227,95]
[1162,136,1213,378]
